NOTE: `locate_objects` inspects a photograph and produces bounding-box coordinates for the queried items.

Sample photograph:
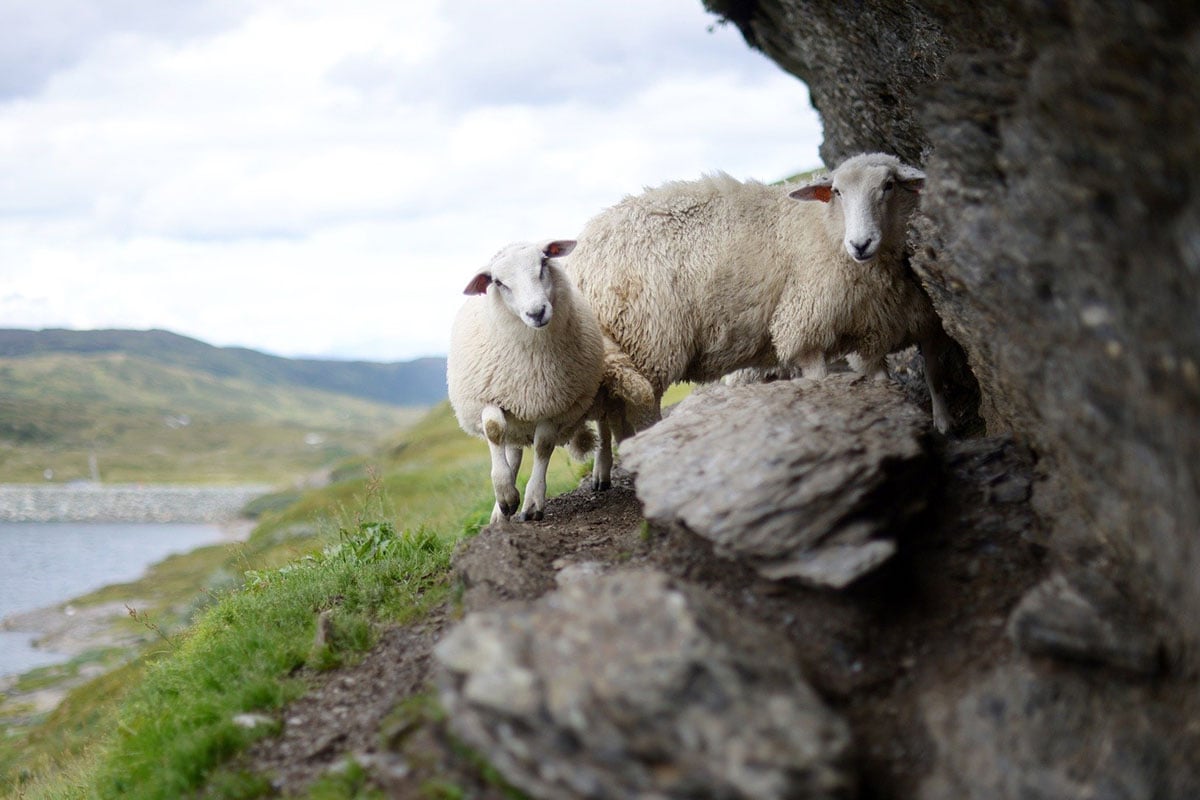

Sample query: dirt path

[243,442,1049,797]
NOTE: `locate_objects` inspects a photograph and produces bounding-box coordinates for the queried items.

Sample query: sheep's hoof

[593,480,612,492]
[516,509,544,522]
[499,500,519,517]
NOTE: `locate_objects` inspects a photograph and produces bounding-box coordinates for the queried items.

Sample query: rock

[920,662,1200,800]
[232,713,276,731]
[1008,570,1166,675]
[621,377,936,587]
[707,0,1200,668]
[435,568,855,800]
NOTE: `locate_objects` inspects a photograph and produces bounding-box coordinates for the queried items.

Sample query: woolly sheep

[567,153,952,484]
[447,240,605,523]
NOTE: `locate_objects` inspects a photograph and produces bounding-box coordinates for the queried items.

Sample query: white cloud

[0,0,823,360]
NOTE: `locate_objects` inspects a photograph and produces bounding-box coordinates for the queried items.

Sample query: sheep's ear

[543,240,576,258]
[464,273,491,295]
[790,178,833,203]
[896,164,926,193]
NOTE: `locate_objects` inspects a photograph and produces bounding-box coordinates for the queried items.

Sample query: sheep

[566,152,952,485]
[447,239,605,523]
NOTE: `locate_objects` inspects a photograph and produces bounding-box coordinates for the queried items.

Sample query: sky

[0,0,823,362]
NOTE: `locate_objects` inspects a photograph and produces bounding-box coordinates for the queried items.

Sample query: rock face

[422,5,1200,796]
[920,662,1200,800]
[433,398,1197,797]
[622,376,935,586]
[435,569,855,800]
[705,0,1200,664]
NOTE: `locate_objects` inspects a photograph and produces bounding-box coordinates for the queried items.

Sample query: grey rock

[1008,570,1165,675]
[622,377,935,587]
[435,568,855,800]
[920,662,1200,800]
[232,712,276,731]
[709,0,1200,668]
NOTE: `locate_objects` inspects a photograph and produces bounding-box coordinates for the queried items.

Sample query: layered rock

[622,376,936,587]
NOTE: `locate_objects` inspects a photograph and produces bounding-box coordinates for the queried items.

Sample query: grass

[0,353,426,484]
[0,401,584,799]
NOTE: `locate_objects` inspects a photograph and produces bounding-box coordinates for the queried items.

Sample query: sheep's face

[463,240,576,329]
[790,154,924,264]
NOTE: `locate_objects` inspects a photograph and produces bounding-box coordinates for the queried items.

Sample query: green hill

[0,328,447,407]
[0,329,445,484]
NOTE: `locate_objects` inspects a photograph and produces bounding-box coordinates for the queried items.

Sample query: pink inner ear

[790,185,833,203]
[464,273,491,295]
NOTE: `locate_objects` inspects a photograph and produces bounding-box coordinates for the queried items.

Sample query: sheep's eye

[493,279,505,290]
[883,180,894,192]
[832,187,841,197]
[539,258,547,279]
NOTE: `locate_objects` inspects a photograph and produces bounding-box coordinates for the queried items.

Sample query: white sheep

[567,153,952,486]
[447,239,605,523]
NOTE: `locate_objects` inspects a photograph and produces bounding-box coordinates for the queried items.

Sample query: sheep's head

[790,153,925,263]
[463,239,576,329]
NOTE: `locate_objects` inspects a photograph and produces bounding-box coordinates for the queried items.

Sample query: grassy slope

[0,401,585,799]
[0,353,425,483]
[0,329,448,408]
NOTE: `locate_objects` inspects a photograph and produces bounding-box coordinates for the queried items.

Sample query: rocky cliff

[431,2,1200,796]
[245,3,1200,796]
[708,0,1200,667]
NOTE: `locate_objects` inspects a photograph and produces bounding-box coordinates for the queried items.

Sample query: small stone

[232,712,275,730]
[757,540,897,587]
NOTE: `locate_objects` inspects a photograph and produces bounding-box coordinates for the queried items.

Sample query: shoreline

[0,516,258,723]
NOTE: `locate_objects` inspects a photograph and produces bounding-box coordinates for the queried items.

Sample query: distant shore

[0,483,272,523]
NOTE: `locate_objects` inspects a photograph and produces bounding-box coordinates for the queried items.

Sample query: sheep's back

[568,175,796,390]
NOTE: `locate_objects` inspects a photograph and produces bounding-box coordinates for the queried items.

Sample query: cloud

[0,0,242,99]
[0,0,824,360]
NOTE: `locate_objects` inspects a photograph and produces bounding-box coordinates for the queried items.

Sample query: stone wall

[0,484,269,522]
[706,0,1200,662]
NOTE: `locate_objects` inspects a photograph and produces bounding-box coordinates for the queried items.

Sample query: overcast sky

[0,0,823,362]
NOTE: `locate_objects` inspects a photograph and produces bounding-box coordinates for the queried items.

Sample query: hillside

[0,329,444,484]
[0,329,447,407]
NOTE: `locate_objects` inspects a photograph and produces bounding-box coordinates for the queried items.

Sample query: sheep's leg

[920,333,952,435]
[505,444,523,485]
[482,405,520,522]
[593,415,613,491]
[517,420,556,522]
[801,355,828,379]
[849,352,888,381]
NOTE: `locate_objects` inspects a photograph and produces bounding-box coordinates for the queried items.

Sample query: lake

[0,521,227,678]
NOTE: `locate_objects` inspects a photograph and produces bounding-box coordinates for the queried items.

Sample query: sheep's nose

[849,238,875,261]
[526,305,549,327]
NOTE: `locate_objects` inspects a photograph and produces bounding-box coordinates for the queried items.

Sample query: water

[0,522,226,678]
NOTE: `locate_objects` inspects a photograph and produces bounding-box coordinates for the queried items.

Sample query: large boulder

[705,0,1200,663]
[622,376,936,587]
[434,568,855,800]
